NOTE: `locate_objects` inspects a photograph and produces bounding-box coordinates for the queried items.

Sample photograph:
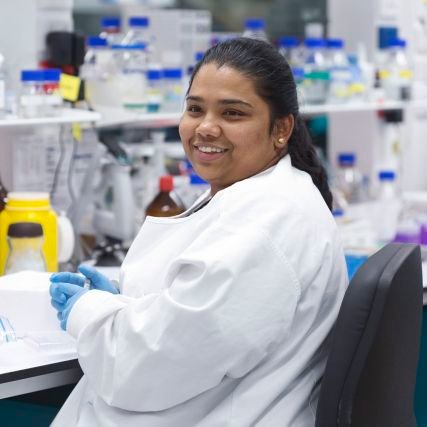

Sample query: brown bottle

[0,174,8,212]
[145,175,186,218]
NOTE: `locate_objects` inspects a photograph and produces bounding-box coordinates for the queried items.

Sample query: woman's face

[179,63,283,195]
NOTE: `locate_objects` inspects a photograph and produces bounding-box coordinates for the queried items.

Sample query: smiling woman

[50,37,347,427]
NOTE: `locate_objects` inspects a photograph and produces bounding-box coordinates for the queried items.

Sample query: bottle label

[0,80,5,109]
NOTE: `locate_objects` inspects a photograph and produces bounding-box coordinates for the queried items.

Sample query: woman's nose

[196,115,221,139]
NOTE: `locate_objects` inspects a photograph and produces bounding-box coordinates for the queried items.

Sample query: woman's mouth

[194,145,228,161]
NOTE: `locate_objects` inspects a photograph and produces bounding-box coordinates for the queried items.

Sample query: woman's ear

[273,114,294,149]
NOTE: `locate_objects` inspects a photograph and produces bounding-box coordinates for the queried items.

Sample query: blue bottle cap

[326,38,344,49]
[163,68,183,79]
[378,170,396,181]
[129,16,149,27]
[332,208,344,217]
[195,51,205,62]
[111,43,146,50]
[101,17,120,28]
[338,153,356,165]
[190,173,208,185]
[278,36,298,48]
[43,69,61,82]
[304,38,326,48]
[245,18,265,30]
[87,36,108,47]
[21,70,45,82]
[292,67,305,80]
[388,38,406,48]
[147,69,162,80]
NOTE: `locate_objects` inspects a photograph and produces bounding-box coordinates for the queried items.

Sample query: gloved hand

[50,264,119,295]
[49,282,88,330]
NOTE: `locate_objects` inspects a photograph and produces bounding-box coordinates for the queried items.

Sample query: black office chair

[315,243,423,427]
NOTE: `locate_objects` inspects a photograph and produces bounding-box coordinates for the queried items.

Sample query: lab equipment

[19,70,45,118]
[121,16,150,47]
[99,17,122,46]
[278,37,301,67]
[42,68,62,117]
[334,153,365,204]
[0,50,5,118]
[0,192,58,273]
[5,222,46,274]
[303,38,329,104]
[242,18,269,42]
[146,69,163,112]
[0,315,17,344]
[145,175,185,217]
[162,68,184,112]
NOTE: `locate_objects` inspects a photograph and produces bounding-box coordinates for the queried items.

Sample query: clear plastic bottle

[145,176,186,218]
[5,222,47,274]
[242,18,269,42]
[326,39,352,104]
[42,69,62,117]
[381,38,412,101]
[19,70,46,118]
[0,51,6,118]
[335,153,364,204]
[146,68,163,113]
[162,68,184,112]
[121,16,153,62]
[100,17,122,46]
[303,38,329,104]
[376,170,401,242]
[278,37,300,66]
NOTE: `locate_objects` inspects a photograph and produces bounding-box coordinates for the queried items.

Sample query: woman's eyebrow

[219,99,253,108]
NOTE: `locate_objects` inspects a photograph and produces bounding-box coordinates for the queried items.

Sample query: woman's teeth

[197,146,225,153]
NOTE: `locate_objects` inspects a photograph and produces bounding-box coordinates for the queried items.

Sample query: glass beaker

[5,222,47,274]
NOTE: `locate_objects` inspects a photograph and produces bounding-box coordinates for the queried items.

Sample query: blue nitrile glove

[49,282,88,330]
[50,265,119,295]
[77,264,119,294]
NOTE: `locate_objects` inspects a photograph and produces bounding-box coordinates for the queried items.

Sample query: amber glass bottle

[145,176,185,218]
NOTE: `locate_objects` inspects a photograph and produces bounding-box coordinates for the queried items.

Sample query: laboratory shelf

[0,109,101,128]
[95,106,183,129]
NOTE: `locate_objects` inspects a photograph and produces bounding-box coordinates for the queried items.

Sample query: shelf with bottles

[0,108,101,128]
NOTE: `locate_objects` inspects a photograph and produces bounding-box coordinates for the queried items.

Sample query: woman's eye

[187,105,202,113]
[223,110,244,118]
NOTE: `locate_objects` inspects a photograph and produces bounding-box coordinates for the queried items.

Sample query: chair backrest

[315,243,423,427]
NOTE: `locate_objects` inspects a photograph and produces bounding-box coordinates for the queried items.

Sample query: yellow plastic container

[0,192,58,274]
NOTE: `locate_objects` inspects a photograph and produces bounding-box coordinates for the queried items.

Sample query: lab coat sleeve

[67,226,301,412]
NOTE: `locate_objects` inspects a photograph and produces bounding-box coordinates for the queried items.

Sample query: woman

[50,38,348,426]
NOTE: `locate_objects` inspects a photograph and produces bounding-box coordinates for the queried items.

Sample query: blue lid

[278,36,298,48]
[190,173,208,185]
[43,69,61,82]
[378,170,396,181]
[87,36,108,47]
[195,51,205,62]
[338,153,356,165]
[111,43,146,50]
[245,18,265,30]
[332,208,344,217]
[163,68,183,79]
[129,16,149,27]
[304,38,326,48]
[326,38,344,49]
[21,70,45,82]
[147,69,162,80]
[101,17,120,28]
[292,67,305,80]
[388,38,406,48]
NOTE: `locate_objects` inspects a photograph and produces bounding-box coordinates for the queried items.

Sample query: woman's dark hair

[188,37,333,210]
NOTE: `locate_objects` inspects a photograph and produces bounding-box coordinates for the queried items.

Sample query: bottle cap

[326,38,344,49]
[278,36,298,48]
[147,69,162,80]
[101,17,120,28]
[21,70,45,82]
[338,153,356,165]
[378,170,396,181]
[8,222,43,238]
[43,69,61,82]
[87,36,108,47]
[160,176,174,192]
[190,173,208,185]
[111,43,146,50]
[292,67,305,80]
[244,18,265,30]
[195,51,205,62]
[163,68,183,79]
[304,38,326,49]
[129,16,149,27]
[388,38,406,48]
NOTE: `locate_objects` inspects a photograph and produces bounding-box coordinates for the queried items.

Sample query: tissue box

[0,271,61,334]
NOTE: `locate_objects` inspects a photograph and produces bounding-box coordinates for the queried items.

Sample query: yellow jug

[0,192,58,274]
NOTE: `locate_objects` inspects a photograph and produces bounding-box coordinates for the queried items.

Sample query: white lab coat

[52,155,348,427]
